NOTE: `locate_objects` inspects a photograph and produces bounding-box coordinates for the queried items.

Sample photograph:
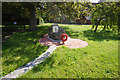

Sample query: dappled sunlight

[14,56,21,61]
[19,43,118,78]
[19,24,118,78]
[84,30,118,41]
[2,25,49,76]
[2,24,118,78]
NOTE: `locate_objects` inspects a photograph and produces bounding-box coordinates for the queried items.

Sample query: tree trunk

[29,4,37,30]
[94,24,98,32]
[23,24,26,29]
[94,18,103,32]
[92,25,94,29]
[103,25,106,30]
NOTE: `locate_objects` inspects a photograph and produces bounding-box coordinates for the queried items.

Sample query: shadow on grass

[31,55,55,73]
[62,27,80,38]
[2,25,50,76]
[2,25,28,43]
[62,26,119,41]
[13,25,119,78]
[83,30,119,41]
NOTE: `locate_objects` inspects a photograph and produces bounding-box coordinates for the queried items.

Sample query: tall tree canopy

[36,2,91,23]
[2,2,91,30]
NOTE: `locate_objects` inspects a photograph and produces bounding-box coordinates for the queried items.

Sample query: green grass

[2,24,51,76]
[0,25,5,27]
[16,24,118,78]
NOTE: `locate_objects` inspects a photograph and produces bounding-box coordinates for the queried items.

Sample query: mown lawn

[17,24,118,78]
[2,24,50,76]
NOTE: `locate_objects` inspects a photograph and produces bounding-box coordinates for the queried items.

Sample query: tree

[91,2,120,32]
[57,2,91,24]
[2,2,30,25]
[21,3,37,30]
[3,2,92,30]
[36,2,91,24]
[2,2,37,30]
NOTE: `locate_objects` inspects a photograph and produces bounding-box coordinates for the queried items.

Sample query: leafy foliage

[3,2,92,29]
[91,2,120,32]
[36,2,91,24]
[2,3,30,22]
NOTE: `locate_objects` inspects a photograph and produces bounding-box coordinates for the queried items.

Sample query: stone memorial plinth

[39,24,88,48]
[47,24,65,40]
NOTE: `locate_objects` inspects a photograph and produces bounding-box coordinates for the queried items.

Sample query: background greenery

[2,2,120,32]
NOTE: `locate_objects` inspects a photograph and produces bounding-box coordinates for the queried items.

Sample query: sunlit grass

[0,25,5,27]
[17,24,118,78]
[2,25,50,76]
[2,24,118,78]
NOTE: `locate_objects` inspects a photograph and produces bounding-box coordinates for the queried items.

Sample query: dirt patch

[39,34,88,49]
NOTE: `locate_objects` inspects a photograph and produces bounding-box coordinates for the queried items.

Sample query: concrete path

[1,45,57,80]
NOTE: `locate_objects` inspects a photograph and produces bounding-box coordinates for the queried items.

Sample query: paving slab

[39,34,88,48]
